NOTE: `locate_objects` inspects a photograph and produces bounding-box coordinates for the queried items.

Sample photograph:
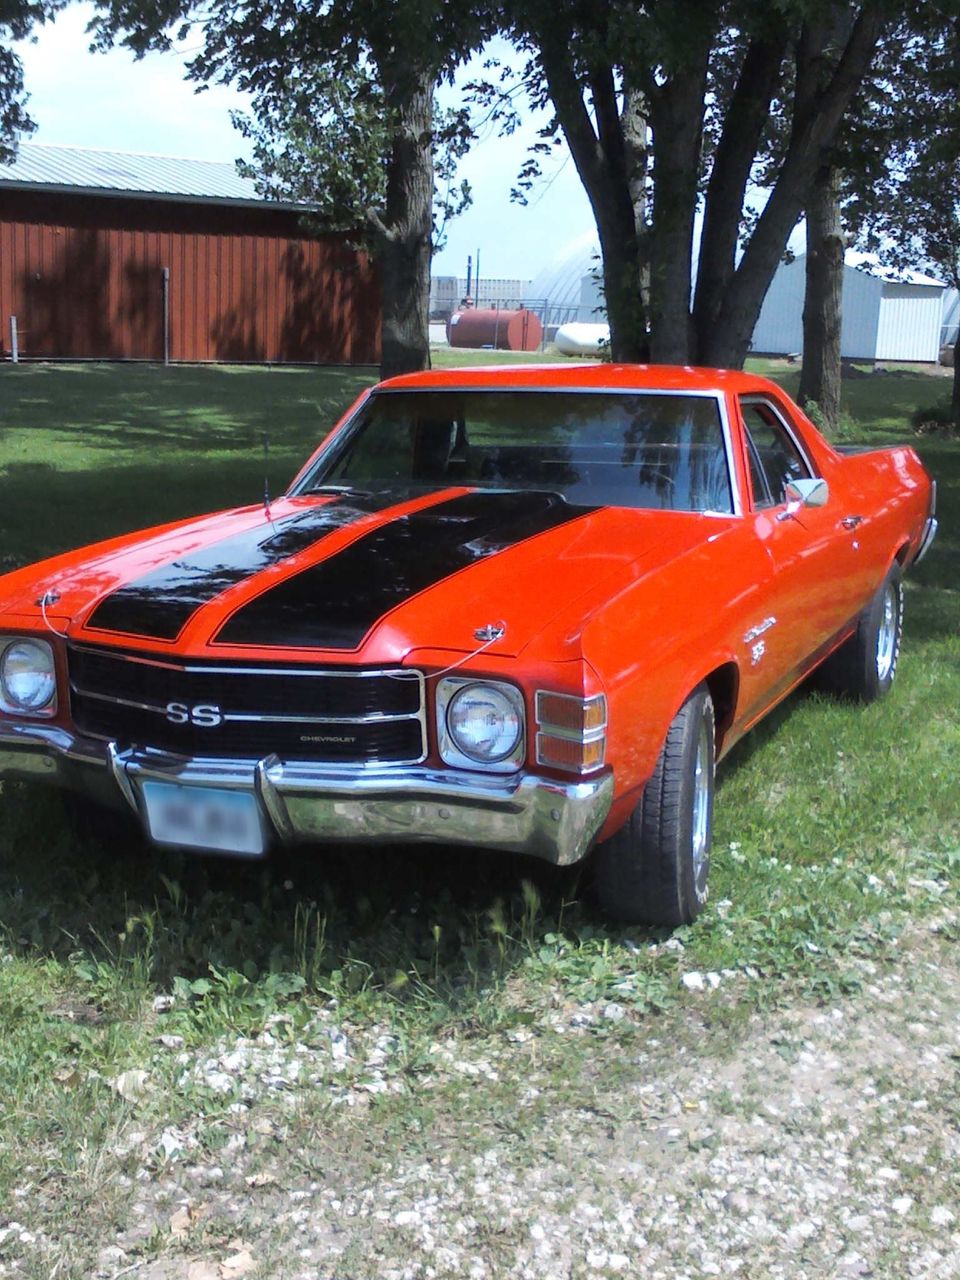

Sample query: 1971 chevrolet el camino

[0,365,937,925]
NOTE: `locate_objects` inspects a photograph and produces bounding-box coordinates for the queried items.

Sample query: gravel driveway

[51,916,958,1280]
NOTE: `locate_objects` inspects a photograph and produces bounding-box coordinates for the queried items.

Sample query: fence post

[10,315,18,363]
[161,267,170,365]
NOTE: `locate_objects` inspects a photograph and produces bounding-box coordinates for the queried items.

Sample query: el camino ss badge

[165,702,224,727]
[743,616,777,666]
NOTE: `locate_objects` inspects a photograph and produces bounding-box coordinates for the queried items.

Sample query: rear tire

[594,685,714,927]
[816,565,903,703]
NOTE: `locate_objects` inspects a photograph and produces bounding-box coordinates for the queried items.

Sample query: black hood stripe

[85,492,415,641]
[215,490,598,651]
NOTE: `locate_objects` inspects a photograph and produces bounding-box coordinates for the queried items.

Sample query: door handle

[841,515,863,530]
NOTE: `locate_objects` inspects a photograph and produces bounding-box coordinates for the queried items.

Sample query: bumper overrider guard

[0,720,614,866]
[914,515,938,566]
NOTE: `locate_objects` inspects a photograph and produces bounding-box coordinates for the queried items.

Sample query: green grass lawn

[0,362,377,566]
[0,357,957,1274]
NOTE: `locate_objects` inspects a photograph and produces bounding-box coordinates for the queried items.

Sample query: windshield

[301,389,733,514]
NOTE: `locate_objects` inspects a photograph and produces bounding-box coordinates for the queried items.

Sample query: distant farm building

[525,231,604,329]
[0,142,379,364]
[429,274,531,321]
[752,251,946,363]
[525,236,949,362]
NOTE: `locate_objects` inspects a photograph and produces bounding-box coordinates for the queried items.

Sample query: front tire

[817,565,903,703]
[594,685,714,927]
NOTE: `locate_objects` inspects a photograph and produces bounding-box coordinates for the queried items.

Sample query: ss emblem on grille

[165,701,223,727]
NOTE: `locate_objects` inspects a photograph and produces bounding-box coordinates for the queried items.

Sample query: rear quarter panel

[828,444,932,575]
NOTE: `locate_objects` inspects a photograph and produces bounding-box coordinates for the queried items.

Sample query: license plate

[141,781,266,857]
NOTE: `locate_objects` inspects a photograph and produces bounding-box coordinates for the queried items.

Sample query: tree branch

[365,206,397,245]
[693,27,789,343]
[705,4,886,365]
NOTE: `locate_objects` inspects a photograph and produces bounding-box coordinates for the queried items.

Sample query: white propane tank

[554,322,611,357]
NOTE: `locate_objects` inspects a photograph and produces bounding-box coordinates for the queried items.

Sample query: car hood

[1,487,722,662]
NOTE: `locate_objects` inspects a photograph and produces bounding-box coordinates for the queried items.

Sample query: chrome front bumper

[0,721,614,866]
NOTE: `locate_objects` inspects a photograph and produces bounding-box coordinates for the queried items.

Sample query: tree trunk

[597,224,647,361]
[693,30,789,358]
[648,48,711,364]
[534,24,648,360]
[695,7,885,369]
[798,164,844,433]
[372,67,434,379]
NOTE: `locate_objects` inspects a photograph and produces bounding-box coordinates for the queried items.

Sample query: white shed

[942,288,959,349]
[751,251,945,362]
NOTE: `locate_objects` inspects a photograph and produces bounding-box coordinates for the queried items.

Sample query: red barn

[0,142,380,365]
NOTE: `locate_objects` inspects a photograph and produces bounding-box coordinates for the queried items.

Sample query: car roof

[376,363,780,396]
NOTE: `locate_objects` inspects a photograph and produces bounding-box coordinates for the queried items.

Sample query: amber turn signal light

[535,691,607,774]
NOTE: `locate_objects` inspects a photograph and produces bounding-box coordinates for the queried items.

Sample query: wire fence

[430,296,607,350]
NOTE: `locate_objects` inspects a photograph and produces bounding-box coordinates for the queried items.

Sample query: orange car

[0,365,937,925]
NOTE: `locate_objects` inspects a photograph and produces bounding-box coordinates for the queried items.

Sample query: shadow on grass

[0,781,610,1021]
[0,365,376,511]
[0,456,308,567]
[0,363,376,438]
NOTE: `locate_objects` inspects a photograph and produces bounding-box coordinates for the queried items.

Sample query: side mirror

[784,477,829,507]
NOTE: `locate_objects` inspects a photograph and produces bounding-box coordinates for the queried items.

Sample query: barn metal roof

[0,141,303,209]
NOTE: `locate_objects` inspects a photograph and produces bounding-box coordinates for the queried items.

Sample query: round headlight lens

[447,683,522,764]
[1,640,57,712]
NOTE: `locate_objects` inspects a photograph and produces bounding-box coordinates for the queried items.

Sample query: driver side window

[741,400,812,508]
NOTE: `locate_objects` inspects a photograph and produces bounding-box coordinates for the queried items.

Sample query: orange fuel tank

[446,307,543,351]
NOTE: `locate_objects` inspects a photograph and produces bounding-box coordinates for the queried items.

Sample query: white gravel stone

[157,1129,185,1159]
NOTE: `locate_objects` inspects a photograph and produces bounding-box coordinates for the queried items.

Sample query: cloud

[14,2,252,161]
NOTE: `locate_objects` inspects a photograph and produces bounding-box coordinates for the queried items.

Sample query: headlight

[0,639,57,715]
[437,678,525,771]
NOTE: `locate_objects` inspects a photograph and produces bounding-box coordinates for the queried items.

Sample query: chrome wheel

[691,711,712,882]
[875,582,898,682]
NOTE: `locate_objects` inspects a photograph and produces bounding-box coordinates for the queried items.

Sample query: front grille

[68,645,426,765]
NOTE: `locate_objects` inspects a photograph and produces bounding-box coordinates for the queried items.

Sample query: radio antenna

[263,432,272,522]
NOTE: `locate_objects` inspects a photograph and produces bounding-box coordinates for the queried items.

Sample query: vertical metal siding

[875,284,944,361]
[750,255,806,355]
[837,267,881,359]
[0,190,380,364]
[751,256,884,359]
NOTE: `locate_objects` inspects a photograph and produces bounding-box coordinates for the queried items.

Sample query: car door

[738,396,864,700]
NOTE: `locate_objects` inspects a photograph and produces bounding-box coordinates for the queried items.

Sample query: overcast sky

[12,6,595,282]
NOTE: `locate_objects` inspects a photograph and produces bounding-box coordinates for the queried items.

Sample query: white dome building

[525,232,604,326]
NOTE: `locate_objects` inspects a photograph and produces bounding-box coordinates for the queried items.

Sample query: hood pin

[474,622,506,643]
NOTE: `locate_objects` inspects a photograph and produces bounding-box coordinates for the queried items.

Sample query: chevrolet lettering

[0,365,937,925]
